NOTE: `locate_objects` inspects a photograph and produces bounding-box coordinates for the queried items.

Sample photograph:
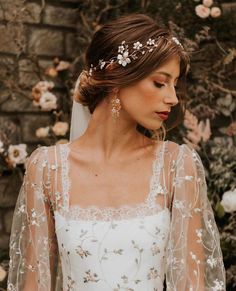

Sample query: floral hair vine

[89,36,183,76]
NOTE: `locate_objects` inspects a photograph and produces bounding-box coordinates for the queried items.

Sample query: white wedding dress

[7,140,226,291]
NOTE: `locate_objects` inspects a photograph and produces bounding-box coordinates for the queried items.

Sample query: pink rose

[8,144,27,167]
[226,121,236,136]
[221,189,236,213]
[56,61,71,71]
[39,92,57,111]
[210,7,221,18]
[45,67,58,77]
[195,4,210,18]
[36,126,50,138]
[52,122,69,136]
[56,139,69,144]
[32,81,55,103]
[202,0,213,8]
[33,81,54,93]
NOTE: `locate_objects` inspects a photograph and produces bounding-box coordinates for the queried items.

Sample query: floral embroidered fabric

[7,140,226,290]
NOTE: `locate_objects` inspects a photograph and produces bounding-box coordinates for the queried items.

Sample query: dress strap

[59,143,71,212]
[146,140,168,208]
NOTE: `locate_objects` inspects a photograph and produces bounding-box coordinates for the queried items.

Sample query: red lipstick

[156,111,169,120]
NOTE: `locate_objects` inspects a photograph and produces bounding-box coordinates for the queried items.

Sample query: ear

[106,87,119,103]
[113,87,119,94]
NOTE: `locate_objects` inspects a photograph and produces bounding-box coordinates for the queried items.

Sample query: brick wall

[0,0,81,253]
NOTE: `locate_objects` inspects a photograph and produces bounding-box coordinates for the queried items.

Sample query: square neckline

[56,140,169,221]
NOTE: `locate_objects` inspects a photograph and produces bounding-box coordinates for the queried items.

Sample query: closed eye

[154,81,165,88]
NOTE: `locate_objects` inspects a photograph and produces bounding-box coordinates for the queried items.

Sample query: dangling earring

[110,94,121,121]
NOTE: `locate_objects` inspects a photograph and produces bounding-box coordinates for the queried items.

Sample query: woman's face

[118,55,180,130]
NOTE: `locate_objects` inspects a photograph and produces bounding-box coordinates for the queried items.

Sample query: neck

[74,98,151,160]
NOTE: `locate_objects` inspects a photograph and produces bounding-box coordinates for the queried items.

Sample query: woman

[7,14,225,290]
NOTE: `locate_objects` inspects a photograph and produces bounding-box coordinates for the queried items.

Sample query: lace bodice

[54,140,168,221]
[7,140,226,291]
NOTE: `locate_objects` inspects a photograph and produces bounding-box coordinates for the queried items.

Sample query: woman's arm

[165,144,226,291]
[7,147,60,291]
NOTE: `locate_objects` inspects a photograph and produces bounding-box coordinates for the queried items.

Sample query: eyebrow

[154,71,179,80]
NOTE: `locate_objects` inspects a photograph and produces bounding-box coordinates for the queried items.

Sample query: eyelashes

[154,81,165,88]
[154,81,179,90]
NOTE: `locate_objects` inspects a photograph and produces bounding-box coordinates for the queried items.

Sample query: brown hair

[74,13,190,141]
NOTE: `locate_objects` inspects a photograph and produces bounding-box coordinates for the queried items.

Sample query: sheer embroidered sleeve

[7,146,62,291]
[165,144,226,291]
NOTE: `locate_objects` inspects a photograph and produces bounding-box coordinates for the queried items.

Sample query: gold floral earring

[110,93,121,121]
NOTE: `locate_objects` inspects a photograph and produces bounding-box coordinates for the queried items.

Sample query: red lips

[156,111,169,120]
[157,111,170,114]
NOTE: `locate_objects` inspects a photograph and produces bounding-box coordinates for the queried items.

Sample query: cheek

[120,82,156,112]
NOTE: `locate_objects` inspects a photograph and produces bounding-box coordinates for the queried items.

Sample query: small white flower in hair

[99,59,106,69]
[118,45,125,53]
[117,51,131,66]
[133,41,143,50]
[147,38,155,46]
[118,41,127,53]
[89,65,94,76]
[172,37,183,47]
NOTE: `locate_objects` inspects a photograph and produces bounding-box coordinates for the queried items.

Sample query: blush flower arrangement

[30,57,73,145]
[195,0,222,19]
[32,81,57,111]
[35,122,69,139]
[0,135,28,174]
[183,109,211,150]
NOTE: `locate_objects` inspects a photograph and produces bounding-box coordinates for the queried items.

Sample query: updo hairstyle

[74,14,190,140]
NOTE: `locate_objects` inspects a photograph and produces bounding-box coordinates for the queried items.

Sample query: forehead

[152,55,180,77]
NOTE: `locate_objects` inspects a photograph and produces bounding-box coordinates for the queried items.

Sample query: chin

[138,122,162,131]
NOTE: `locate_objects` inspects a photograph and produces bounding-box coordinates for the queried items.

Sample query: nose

[163,86,179,107]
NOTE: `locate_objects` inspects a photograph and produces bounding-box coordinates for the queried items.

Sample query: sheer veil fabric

[69,75,91,141]
[7,78,226,289]
[69,101,91,141]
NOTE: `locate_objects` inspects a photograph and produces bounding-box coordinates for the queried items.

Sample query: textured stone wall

[0,0,80,253]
